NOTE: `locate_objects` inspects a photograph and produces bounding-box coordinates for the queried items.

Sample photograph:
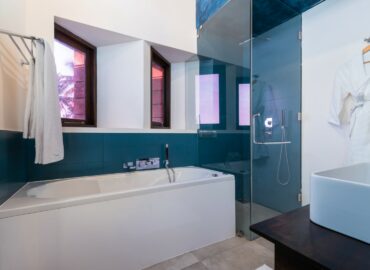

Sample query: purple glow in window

[196,74,220,124]
[239,83,251,126]
[54,39,86,121]
[151,62,165,125]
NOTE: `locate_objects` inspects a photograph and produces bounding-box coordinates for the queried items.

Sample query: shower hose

[276,125,291,186]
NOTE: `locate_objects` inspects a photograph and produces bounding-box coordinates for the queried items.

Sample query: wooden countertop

[250,206,370,270]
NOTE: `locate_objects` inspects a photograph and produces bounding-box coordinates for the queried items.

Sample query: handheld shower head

[281,110,286,128]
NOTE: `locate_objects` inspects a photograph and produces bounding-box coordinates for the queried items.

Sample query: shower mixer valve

[264,117,273,136]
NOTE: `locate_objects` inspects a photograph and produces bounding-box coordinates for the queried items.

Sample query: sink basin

[310,163,370,243]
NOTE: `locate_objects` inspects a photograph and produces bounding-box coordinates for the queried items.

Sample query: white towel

[23,39,64,164]
[256,264,273,270]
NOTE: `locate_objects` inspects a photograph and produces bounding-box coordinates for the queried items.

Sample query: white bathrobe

[329,52,370,164]
[23,40,64,164]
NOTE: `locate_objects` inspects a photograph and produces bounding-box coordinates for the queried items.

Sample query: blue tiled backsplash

[0,131,200,203]
[0,131,27,204]
[0,130,251,204]
[27,132,199,181]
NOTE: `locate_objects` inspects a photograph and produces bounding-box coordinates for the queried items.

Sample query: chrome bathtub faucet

[123,158,160,171]
[164,144,176,183]
[123,161,136,171]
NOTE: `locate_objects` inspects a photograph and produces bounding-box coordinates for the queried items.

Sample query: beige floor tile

[182,262,209,270]
[202,256,240,270]
[201,240,274,270]
[253,237,274,253]
[191,237,247,261]
[144,253,199,270]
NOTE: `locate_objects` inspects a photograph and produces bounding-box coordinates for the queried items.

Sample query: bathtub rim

[0,167,234,220]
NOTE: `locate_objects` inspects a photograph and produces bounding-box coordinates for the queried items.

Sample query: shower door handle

[252,113,291,145]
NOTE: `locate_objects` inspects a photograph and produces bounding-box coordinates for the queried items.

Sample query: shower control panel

[135,157,160,170]
[264,117,273,136]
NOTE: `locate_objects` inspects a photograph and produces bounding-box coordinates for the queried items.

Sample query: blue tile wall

[0,131,27,204]
[198,131,251,203]
[198,132,250,166]
[26,133,105,181]
[0,131,200,201]
[27,133,199,181]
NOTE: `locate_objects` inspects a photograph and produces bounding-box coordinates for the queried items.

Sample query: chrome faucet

[164,144,176,183]
[123,161,136,171]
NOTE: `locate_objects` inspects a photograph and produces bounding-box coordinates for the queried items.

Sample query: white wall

[0,0,28,131]
[301,0,370,204]
[171,63,187,129]
[98,42,189,130]
[97,41,147,129]
[0,0,197,131]
[24,0,197,54]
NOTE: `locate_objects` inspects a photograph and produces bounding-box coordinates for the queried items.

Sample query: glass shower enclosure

[194,0,302,239]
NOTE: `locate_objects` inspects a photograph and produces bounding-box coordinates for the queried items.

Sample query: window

[151,48,171,128]
[238,83,251,126]
[54,24,96,126]
[195,74,220,124]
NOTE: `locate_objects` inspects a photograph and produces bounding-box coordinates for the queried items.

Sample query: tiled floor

[236,202,280,237]
[144,237,274,270]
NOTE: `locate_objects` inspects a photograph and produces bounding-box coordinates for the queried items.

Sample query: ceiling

[196,0,325,36]
[253,0,325,36]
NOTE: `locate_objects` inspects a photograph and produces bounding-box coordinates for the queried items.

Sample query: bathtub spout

[165,160,176,183]
[164,144,176,183]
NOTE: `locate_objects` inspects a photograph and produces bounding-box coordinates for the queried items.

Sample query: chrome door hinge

[298,31,302,40]
[298,192,302,203]
[298,112,302,121]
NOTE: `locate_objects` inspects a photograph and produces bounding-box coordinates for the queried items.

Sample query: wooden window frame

[151,48,171,129]
[54,23,97,127]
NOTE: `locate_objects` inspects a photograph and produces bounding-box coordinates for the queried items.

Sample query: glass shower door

[250,11,302,229]
[196,0,253,239]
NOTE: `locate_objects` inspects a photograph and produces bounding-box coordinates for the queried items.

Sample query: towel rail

[0,28,41,66]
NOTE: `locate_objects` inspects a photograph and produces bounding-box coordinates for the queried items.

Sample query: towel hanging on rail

[23,39,64,164]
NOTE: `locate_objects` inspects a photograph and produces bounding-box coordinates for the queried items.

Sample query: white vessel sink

[310,163,370,243]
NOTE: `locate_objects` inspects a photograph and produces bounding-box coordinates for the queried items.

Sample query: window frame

[54,23,97,127]
[150,47,171,129]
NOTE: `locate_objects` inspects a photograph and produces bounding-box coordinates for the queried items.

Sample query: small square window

[238,83,251,126]
[151,48,171,128]
[196,74,220,125]
[54,24,96,127]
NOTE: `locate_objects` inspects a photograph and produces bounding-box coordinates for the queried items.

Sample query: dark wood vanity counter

[250,206,370,270]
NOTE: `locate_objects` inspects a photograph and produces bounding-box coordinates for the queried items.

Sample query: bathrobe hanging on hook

[329,50,370,164]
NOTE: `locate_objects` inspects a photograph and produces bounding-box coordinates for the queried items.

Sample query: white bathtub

[0,167,235,270]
